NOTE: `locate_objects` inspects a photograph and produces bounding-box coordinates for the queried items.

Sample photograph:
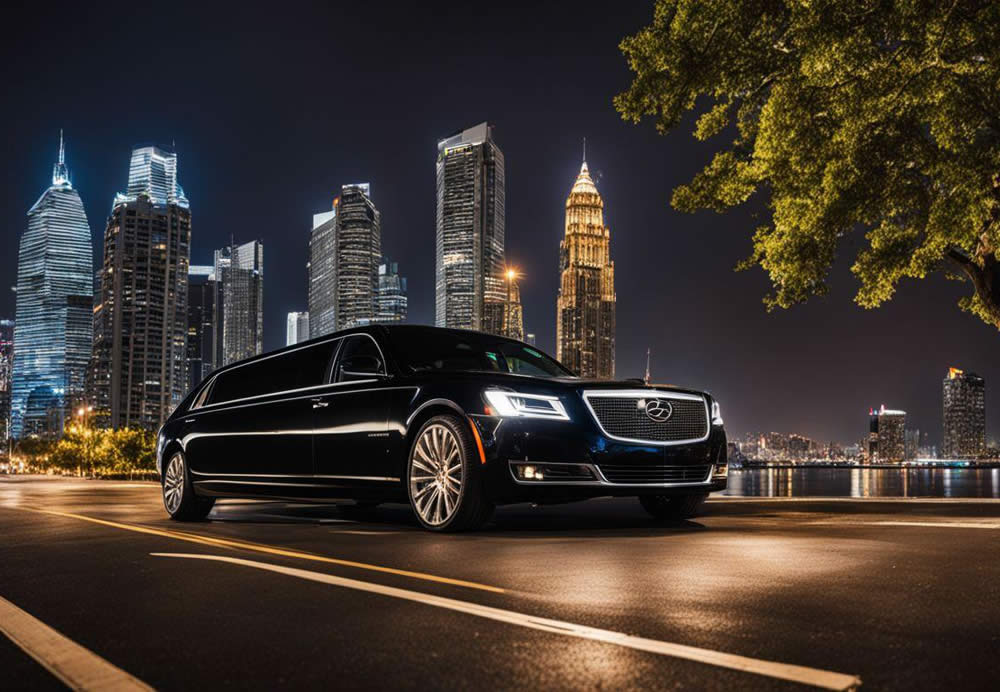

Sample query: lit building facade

[287,311,310,346]
[868,405,906,463]
[0,319,13,443]
[502,272,524,341]
[308,203,337,338]
[556,155,615,378]
[215,240,264,366]
[376,260,407,324]
[942,368,986,459]
[90,145,189,431]
[186,266,215,394]
[336,184,381,329]
[435,122,506,332]
[11,133,94,438]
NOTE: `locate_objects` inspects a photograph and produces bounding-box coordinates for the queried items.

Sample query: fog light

[523,465,537,479]
[512,462,596,482]
[713,463,728,477]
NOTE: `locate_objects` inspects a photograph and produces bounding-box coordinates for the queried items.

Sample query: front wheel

[162,451,215,521]
[638,493,707,520]
[407,415,494,532]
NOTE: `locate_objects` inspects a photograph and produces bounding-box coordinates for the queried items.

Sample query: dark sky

[1,1,996,447]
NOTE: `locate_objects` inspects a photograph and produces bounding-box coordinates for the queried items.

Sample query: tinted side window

[335,336,384,383]
[208,340,340,404]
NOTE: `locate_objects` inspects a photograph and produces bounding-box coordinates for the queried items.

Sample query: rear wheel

[407,415,493,532]
[162,451,215,521]
[638,493,707,520]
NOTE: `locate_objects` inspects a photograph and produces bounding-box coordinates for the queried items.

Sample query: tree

[615,0,1000,328]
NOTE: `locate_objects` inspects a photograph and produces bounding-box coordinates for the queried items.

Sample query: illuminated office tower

[336,184,381,329]
[376,260,407,324]
[943,368,986,459]
[215,240,264,365]
[287,311,310,346]
[309,201,337,338]
[556,148,616,378]
[868,405,906,464]
[501,270,524,341]
[186,266,216,393]
[11,133,93,438]
[435,122,506,332]
[0,319,13,443]
[90,145,189,431]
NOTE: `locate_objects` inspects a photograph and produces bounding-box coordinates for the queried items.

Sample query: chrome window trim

[183,383,413,418]
[334,333,388,382]
[508,460,714,486]
[581,389,711,447]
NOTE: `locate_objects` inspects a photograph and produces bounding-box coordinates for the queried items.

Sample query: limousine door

[312,334,393,482]
[185,340,339,481]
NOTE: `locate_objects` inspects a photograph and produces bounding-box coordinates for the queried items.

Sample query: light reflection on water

[723,467,1000,498]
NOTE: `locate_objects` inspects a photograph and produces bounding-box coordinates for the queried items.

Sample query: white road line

[151,552,860,691]
[0,595,152,691]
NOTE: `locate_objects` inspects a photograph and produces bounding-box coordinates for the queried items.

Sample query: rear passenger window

[207,340,340,405]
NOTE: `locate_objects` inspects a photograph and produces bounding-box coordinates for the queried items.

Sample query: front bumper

[473,415,728,504]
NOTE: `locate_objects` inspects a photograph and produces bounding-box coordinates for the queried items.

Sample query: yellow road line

[20,507,505,594]
[0,594,153,691]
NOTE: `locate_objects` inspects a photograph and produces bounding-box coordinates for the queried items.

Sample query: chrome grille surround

[582,389,710,446]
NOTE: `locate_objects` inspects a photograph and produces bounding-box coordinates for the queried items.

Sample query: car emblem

[644,399,673,423]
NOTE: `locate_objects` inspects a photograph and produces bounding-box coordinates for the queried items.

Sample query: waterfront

[725,466,1000,498]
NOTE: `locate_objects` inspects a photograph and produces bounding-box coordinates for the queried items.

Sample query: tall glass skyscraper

[214,240,264,365]
[309,202,337,338]
[336,184,381,329]
[286,311,310,345]
[376,259,407,324]
[11,133,93,438]
[186,266,216,394]
[435,122,506,332]
[90,145,189,431]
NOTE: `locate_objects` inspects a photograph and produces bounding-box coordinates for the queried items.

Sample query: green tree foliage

[616,0,1000,328]
[25,426,156,478]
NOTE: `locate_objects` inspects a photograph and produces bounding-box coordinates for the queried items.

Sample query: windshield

[393,330,574,378]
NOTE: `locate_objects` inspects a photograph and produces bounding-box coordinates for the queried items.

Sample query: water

[723,467,1000,498]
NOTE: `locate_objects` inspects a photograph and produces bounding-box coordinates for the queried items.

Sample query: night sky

[2,1,997,447]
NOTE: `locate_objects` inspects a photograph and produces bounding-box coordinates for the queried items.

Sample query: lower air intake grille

[598,464,712,484]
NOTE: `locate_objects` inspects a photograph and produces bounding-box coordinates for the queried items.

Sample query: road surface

[2,475,998,690]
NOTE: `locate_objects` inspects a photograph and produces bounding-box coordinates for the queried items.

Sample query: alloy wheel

[163,454,185,514]
[409,423,464,526]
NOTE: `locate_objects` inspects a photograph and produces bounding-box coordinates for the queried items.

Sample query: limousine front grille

[598,464,712,484]
[584,392,709,444]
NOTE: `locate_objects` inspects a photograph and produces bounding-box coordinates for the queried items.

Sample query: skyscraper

[336,184,381,329]
[186,266,216,393]
[943,368,986,459]
[287,311,310,346]
[0,319,13,444]
[435,122,506,332]
[556,149,616,378]
[90,145,189,431]
[376,260,407,324]
[11,133,94,438]
[868,405,906,464]
[501,270,524,341]
[215,240,264,366]
[309,202,337,338]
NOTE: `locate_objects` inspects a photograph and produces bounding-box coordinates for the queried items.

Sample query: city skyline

[1,2,998,446]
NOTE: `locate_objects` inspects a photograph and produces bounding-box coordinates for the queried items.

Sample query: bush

[27,426,157,478]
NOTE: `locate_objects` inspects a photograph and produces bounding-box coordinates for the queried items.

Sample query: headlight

[711,400,724,426]
[483,390,570,420]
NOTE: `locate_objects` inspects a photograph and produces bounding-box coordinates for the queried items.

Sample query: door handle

[311,398,329,409]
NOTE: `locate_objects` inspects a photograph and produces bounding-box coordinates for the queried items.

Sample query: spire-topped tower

[52,129,70,186]
[556,145,616,378]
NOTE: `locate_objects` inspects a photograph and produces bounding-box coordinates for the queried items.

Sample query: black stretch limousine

[157,325,728,531]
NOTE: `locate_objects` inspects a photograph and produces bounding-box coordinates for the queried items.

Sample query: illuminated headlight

[711,401,724,426]
[484,391,570,421]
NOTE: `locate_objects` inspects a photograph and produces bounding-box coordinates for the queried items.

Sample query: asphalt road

[2,476,999,691]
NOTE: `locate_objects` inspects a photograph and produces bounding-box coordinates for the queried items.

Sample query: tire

[162,450,215,521]
[406,414,494,532]
[638,493,707,520]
